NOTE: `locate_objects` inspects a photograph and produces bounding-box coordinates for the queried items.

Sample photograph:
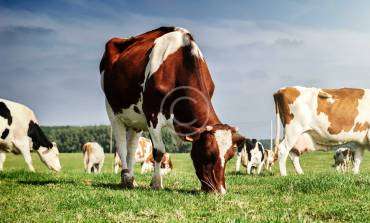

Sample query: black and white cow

[333,147,353,172]
[235,139,266,174]
[0,99,61,172]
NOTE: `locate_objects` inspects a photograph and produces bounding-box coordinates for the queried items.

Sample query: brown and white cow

[113,136,173,174]
[82,142,105,173]
[0,98,61,172]
[100,27,245,193]
[274,87,370,176]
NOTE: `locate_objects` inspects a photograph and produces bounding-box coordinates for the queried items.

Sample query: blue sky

[1,0,370,138]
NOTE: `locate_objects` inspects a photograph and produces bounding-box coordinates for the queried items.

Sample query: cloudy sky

[1,0,370,138]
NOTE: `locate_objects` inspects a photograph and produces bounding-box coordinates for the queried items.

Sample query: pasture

[1,152,370,222]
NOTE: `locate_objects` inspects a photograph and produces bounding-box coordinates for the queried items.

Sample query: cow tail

[273,93,281,159]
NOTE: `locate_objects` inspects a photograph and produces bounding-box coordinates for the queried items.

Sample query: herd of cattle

[0,26,369,194]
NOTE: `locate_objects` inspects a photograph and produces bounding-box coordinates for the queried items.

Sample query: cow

[0,98,61,172]
[235,139,268,174]
[113,136,173,175]
[82,142,105,173]
[273,87,370,176]
[100,26,245,194]
[263,149,275,172]
[333,147,353,172]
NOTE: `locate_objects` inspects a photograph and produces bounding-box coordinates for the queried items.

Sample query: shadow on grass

[18,179,79,186]
[92,182,200,195]
[230,170,275,177]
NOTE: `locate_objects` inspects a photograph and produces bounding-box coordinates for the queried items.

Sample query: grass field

[1,152,370,222]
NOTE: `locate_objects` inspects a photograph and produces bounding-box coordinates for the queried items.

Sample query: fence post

[270,119,273,150]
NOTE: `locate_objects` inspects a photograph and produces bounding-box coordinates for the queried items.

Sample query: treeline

[41,125,192,153]
[41,125,274,153]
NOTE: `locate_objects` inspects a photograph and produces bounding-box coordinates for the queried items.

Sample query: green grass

[1,152,370,222]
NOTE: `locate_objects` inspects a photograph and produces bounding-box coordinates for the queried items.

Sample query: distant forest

[41,125,273,153]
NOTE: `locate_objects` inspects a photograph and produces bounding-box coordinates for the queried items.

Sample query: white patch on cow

[175,27,190,34]
[248,142,264,166]
[143,31,190,89]
[142,28,204,90]
[214,129,232,167]
[109,98,147,131]
[327,97,335,104]
[354,89,370,131]
[190,41,204,59]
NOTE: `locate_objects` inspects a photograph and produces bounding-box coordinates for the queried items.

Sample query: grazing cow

[82,142,105,173]
[113,136,173,174]
[263,149,275,172]
[0,99,61,172]
[235,139,272,174]
[100,27,245,193]
[333,147,353,172]
[274,87,370,176]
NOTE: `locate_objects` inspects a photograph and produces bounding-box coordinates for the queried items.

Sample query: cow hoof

[150,178,163,190]
[121,169,136,189]
[151,182,163,190]
[121,176,136,189]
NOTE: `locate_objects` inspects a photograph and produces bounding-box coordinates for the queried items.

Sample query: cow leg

[83,153,89,172]
[148,128,166,189]
[106,101,132,187]
[289,152,303,175]
[87,162,94,173]
[113,123,132,188]
[0,151,6,171]
[14,139,35,172]
[277,139,290,176]
[257,162,264,174]
[235,152,242,172]
[353,147,364,174]
[114,162,119,174]
[125,129,141,187]
[246,162,253,175]
[97,161,104,173]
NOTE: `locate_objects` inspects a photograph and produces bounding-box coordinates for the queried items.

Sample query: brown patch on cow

[273,87,301,126]
[101,27,176,114]
[82,143,93,156]
[317,88,365,135]
[354,122,370,132]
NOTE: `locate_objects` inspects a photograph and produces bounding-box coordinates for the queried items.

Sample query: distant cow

[100,26,245,193]
[263,149,275,172]
[333,147,353,172]
[114,137,173,175]
[0,99,61,172]
[274,87,370,176]
[235,139,269,174]
[82,142,105,173]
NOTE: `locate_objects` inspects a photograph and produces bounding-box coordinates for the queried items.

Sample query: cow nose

[219,186,226,195]
[54,166,62,172]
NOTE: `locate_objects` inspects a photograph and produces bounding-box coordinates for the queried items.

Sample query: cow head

[37,142,61,172]
[190,124,245,194]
